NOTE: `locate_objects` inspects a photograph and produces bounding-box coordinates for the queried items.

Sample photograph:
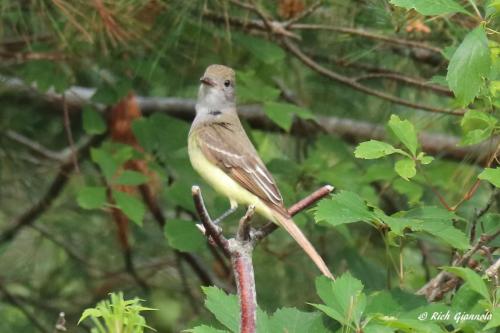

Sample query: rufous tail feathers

[272,212,334,279]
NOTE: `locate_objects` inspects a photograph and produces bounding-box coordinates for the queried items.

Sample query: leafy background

[0,0,499,332]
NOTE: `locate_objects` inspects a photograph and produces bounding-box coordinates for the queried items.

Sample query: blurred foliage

[0,0,499,332]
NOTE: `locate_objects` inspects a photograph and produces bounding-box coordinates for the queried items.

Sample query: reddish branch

[192,185,334,333]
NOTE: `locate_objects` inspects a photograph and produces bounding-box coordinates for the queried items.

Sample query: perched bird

[188,64,333,278]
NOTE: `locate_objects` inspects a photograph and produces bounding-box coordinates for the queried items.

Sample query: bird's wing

[195,120,289,216]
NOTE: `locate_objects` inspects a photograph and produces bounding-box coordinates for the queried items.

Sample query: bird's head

[198,64,236,108]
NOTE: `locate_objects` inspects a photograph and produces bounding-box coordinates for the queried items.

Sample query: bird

[188,64,333,278]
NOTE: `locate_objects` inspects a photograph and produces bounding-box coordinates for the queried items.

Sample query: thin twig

[354,73,453,97]
[284,0,323,27]
[192,186,231,255]
[5,130,66,161]
[417,229,500,301]
[290,23,442,54]
[280,38,463,115]
[254,185,334,241]
[62,93,80,173]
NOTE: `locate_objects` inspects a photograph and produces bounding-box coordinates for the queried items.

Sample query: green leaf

[202,287,239,332]
[390,0,468,15]
[237,71,280,104]
[187,326,229,333]
[442,267,490,300]
[405,206,469,250]
[164,219,206,252]
[269,308,328,333]
[484,307,500,330]
[263,102,314,131]
[447,26,491,106]
[238,35,285,65]
[82,106,106,135]
[313,273,366,326]
[112,191,145,226]
[132,113,190,159]
[91,147,118,180]
[419,155,434,165]
[354,140,401,159]
[314,191,376,226]
[478,168,500,187]
[388,115,418,156]
[76,186,106,209]
[114,170,148,186]
[460,110,497,145]
[394,158,416,180]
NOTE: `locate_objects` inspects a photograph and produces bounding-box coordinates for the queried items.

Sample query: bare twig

[284,0,323,27]
[62,93,79,173]
[290,23,442,54]
[254,185,334,241]
[354,73,453,97]
[417,229,500,301]
[192,186,231,256]
[5,130,66,161]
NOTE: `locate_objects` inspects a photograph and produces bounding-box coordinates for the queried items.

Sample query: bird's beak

[200,76,216,87]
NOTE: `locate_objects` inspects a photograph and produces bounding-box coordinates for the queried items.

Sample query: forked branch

[191,185,333,333]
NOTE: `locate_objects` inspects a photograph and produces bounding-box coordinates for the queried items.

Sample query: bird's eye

[224,80,231,87]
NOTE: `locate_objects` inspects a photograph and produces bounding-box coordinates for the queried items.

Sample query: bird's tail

[272,211,334,279]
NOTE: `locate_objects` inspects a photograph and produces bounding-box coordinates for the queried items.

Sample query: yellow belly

[188,135,275,222]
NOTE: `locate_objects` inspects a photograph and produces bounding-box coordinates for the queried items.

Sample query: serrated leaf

[269,308,327,333]
[112,191,145,226]
[76,186,106,209]
[443,267,490,300]
[114,170,148,186]
[394,158,416,180]
[82,106,106,134]
[164,219,206,252]
[478,167,500,187]
[314,273,366,326]
[447,26,491,106]
[314,191,376,226]
[202,287,239,332]
[390,0,468,15]
[354,140,401,159]
[388,115,418,156]
[405,206,469,249]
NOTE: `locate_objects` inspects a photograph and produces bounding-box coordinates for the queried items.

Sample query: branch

[0,134,105,246]
[254,185,334,241]
[290,23,443,54]
[1,78,492,164]
[353,73,452,97]
[5,130,66,162]
[417,229,500,301]
[192,185,334,333]
[280,38,463,115]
